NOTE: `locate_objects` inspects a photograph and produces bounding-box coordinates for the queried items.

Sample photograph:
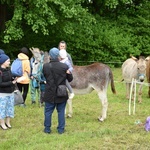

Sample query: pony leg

[138,83,143,103]
[67,98,73,118]
[97,91,108,122]
[126,83,130,99]
[132,83,135,101]
[148,87,150,98]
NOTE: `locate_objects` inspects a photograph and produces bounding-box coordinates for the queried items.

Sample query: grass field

[0,68,150,150]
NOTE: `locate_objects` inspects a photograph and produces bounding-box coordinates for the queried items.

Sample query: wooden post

[133,79,136,115]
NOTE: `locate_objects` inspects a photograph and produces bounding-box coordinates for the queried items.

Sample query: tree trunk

[0,4,6,31]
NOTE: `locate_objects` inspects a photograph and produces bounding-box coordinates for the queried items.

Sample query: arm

[0,79,14,87]
[0,71,16,87]
[66,60,73,73]
[66,73,73,82]
[40,72,46,84]
[24,60,31,75]
[67,53,73,65]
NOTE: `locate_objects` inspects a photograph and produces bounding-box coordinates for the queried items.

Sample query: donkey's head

[132,56,147,82]
[30,47,42,62]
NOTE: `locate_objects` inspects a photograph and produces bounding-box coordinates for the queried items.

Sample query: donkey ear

[29,47,34,53]
[130,55,138,61]
[145,56,150,61]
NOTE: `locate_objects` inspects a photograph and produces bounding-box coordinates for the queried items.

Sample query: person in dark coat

[43,47,73,134]
[0,53,17,130]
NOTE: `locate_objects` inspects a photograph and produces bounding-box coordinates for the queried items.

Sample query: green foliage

[64,17,133,66]
[117,0,150,56]
[0,0,149,66]
[1,0,96,44]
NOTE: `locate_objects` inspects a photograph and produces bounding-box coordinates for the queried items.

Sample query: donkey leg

[138,84,143,103]
[126,83,131,99]
[97,91,108,122]
[67,98,73,118]
[132,84,135,101]
[148,87,150,98]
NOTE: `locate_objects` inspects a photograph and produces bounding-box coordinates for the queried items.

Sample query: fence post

[133,79,136,115]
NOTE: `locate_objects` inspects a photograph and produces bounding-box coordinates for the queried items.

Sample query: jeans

[44,101,67,133]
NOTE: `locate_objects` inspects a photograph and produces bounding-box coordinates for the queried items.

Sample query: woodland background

[0,0,150,66]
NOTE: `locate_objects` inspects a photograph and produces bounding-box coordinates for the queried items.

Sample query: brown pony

[68,62,116,122]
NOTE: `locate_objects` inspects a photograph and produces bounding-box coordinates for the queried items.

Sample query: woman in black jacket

[43,47,73,134]
[0,53,17,130]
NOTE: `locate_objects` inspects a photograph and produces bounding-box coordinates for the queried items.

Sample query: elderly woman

[0,52,17,130]
[43,47,73,134]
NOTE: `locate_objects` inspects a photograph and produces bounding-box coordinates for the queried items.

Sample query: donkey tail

[109,69,116,94]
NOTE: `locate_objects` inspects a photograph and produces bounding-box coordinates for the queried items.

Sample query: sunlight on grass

[0,68,150,150]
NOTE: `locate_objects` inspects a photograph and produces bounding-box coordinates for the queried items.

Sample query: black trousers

[17,83,29,104]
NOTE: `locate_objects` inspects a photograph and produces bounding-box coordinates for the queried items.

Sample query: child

[59,49,74,99]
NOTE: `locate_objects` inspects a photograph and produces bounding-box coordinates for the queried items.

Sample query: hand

[66,70,71,74]
[30,76,34,79]
[12,79,17,84]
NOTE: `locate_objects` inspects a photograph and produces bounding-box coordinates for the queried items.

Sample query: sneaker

[43,130,51,134]
[43,128,51,134]
[58,130,65,134]
[69,93,75,99]
[20,104,26,107]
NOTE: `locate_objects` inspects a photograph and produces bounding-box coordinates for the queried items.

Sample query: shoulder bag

[14,84,24,105]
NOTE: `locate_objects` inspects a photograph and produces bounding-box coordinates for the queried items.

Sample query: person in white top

[59,49,74,99]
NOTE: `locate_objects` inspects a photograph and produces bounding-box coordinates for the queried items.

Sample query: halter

[138,73,145,77]
[137,73,145,82]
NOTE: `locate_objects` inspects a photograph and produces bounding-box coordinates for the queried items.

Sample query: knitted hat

[59,49,67,59]
[0,54,10,64]
[0,49,5,54]
[49,47,59,59]
[20,47,29,56]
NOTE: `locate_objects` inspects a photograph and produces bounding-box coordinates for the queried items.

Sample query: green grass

[1,68,150,150]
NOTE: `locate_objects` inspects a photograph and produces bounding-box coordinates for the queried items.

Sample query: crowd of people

[0,41,74,134]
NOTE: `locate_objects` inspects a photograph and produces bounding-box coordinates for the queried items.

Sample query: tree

[0,0,96,43]
[0,0,149,66]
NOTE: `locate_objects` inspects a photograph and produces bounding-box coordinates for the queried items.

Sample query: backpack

[145,116,150,131]
[11,58,23,77]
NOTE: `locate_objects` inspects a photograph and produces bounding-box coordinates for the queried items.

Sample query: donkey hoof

[67,114,72,118]
[98,117,104,122]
